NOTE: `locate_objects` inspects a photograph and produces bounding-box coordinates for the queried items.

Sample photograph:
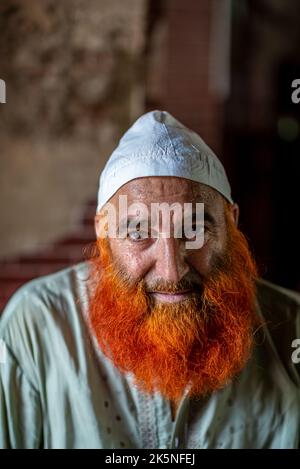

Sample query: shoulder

[255,278,300,386]
[0,262,93,377]
[0,261,92,331]
[256,278,300,309]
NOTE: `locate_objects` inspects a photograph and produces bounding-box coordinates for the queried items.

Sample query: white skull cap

[96,110,233,213]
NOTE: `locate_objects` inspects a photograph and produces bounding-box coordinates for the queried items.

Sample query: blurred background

[1,0,300,313]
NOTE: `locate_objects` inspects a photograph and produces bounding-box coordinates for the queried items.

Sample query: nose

[152,236,189,283]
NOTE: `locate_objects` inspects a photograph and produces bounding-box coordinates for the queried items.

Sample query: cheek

[188,224,227,276]
[186,243,217,277]
[109,239,151,279]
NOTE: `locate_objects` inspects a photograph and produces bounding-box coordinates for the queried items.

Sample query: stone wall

[0,0,147,257]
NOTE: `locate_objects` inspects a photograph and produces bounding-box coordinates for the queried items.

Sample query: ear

[94,214,101,239]
[229,203,239,227]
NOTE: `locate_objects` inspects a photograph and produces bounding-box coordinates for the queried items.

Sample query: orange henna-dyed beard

[88,205,259,403]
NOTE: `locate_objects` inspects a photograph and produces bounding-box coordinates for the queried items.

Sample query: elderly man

[0,110,299,449]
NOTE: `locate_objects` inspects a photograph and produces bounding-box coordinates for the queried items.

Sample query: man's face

[96,177,236,300]
[91,176,258,403]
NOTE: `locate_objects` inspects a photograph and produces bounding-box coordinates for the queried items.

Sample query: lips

[148,289,194,303]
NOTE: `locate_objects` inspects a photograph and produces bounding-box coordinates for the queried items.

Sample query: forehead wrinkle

[116,177,219,205]
[127,177,191,198]
[108,178,224,219]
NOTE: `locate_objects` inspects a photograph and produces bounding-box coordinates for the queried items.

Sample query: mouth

[148,289,195,303]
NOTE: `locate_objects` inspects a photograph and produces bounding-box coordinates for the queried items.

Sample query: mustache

[114,262,203,295]
[145,276,203,294]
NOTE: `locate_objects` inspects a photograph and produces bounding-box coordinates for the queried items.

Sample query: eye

[182,224,206,240]
[127,230,149,241]
[192,223,204,231]
[191,224,205,234]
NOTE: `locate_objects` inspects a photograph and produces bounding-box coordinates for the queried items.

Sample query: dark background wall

[1,0,300,312]
[223,0,300,291]
[146,0,300,292]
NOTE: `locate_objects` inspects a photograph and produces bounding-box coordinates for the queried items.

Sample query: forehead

[110,176,222,207]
